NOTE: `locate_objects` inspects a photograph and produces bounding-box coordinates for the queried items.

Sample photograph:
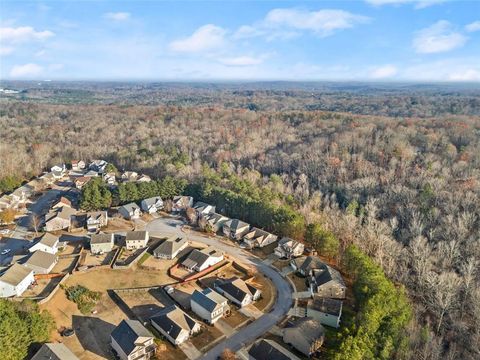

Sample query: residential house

[172,196,193,213]
[29,233,59,254]
[32,343,79,360]
[52,196,72,209]
[274,237,305,259]
[86,211,108,232]
[24,250,58,274]
[11,183,34,204]
[181,246,223,272]
[242,227,278,249]
[137,174,151,183]
[150,305,201,345]
[248,339,301,360]
[193,201,216,215]
[140,197,163,214]
[222,219,250,240]
[44,206,76,232]
[191,288,230,324]
[306,296,343,328]
[89,160,108,173]
[125,231,149,250]
[74,176,91,190]
[153,236,188,260]
[90,233,114,255]
[118,203,141,220]
[121,171,138,182]
[199,212,230,233]
[84,170,99,177]
[0,264,34,298]
[71,160,86,171]
[283,317,325,357]
[103,172,117,186]
[51,164,66,179]
[111,319,155,360]
[214,277,261,307]
[290,256,325,276]
[308,265,346,299]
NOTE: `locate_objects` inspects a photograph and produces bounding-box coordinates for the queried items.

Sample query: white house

[172,196,193,213]
[71,160,86,171]
[214,277,261,307]
[274,237,304,259]
[29,233,59,255]
[150,305,201,345]
[51,164,66,179]
[140,197,163,214]
[191,288,230,324]
[111,320,155,360]
[86,211,108,232]
[90,233,114,255]
[125,231,149,250]
[306,297,343,329]
[0,264,34,298]
[118,203,141,220]
[181,246,223,272]
[32,343,80,360]
[153,236,188,260]
[223,219,250,240]
[24,250,58,274]
[193,201,216,215]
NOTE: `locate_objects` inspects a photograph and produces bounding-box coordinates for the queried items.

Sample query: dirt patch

[250,274,275,312]
[223,308,250,328]
[141,255,177,271]
[190,325,224,352]
[52,257,77,273]
[250,242,278,259]
[151,333,187,360]
[102,217,134,232]
[117,288,174,320]
[288,273,308,292]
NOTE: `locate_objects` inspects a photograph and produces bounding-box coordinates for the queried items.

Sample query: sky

[1,0,480,81]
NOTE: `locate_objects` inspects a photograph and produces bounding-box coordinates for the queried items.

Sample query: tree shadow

[72,315,116,359]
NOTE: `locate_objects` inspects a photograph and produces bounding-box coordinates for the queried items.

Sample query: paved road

[146,218,293,360]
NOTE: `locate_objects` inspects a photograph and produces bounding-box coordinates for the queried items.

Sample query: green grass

[137,252,151,266]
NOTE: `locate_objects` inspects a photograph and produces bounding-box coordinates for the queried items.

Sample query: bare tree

[29,213,42,236]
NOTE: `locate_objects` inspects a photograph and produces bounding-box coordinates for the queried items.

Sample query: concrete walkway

[179,342,202,360]
[280,266,293,276]
[239,304,264,319]
[293,291,311,299]
[216,319,236,337]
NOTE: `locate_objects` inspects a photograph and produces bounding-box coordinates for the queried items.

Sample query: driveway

[146,217,293,360]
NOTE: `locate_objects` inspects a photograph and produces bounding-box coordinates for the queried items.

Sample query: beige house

[274,237,304,259]
[111,320,155,360]
[125,231,149,250]
[308,264,346,299]
[44,206,76,232]
[150,305,201,345]
[283,317,325,357]
[242,227,278,248]
[90,233,114,255]
[24,250,58,274]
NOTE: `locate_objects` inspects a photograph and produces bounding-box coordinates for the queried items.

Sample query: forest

[1,81,479,359]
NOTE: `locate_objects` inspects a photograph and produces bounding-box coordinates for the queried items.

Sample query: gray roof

[191,288,227,312]
[285,317,325,346]
[121,203,140,213]
[87,211,107,221]
[249,339,300,360]
[0,263,33,286]
[310,265,345,289]
[31,343,79,360]
[297,256,325,274]
[38,233,60,248]
[91,233,114,245]
[153,237,187,257]
[309,297,343,316]
[215,277,259,303]
[25,250,57,270]
[182,246,222,269]
[150,305,197,341]
[224,218,249,231]
[111,319,153,356]
[142,197,163,207]
[125,231,148,241]
[46,206,75,222]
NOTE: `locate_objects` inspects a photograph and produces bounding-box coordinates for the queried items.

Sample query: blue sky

[1,0,480,81]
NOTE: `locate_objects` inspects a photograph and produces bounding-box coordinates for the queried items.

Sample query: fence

[112,247,149,269]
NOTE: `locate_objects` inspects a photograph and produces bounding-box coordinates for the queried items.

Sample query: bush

[64,285,101,314]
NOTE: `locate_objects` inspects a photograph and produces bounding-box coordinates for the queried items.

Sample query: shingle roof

[181,246,222,269]
[285,317,325,346]
[225,218,249,231]
[125,231,148,241]
[191,288,227,313]
[121,203,140,213]
[0,263,33,286]
[309,297,343,316]
[153,237,187,257]
[31,343,79,360]
[249,339,300,360]
[38,233,60,248]
[298,256,325,274]
[150,305,197,341]
[142,197,163,207]
[310,265,345,288]
[111,319,153,356]
[90,233,114,245]
[25,250,57,270]
[216,277,259,303]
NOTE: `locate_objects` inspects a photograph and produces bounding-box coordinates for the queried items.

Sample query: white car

[0,229,10,235]
[1,249,11,255]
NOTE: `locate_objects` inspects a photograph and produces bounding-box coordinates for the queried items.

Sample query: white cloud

[218,55,265,66]
[10,63,44,78]
[104,12,130,21]
[465,21,480,33]
[0,46,14,55]
[234,8,369,40]
[402,58,480,81]
[0,26,54,43]
[365,0,446,8]
[169,24,226,53]
[413,20,467,54]
[370,64,398,78]
[448,69,480,82]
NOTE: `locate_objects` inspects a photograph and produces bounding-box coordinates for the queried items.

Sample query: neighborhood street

[146,218,293,360]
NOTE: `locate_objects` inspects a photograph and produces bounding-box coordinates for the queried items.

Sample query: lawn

[288,273,308,292]
[250,274,275,312]
[224,308,250,328]
[190,326,224,352]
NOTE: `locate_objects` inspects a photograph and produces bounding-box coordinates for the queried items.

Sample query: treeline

[0,299,55,360]
[0,175,23,194]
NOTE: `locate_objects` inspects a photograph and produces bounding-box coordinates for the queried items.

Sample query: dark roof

[310,265,345,289]
[111,319,153,356]
[309,297,343,316]
[299,256,325,273]
[150,305,197,341]
[216,277,259,303]
[90,233,114,245]
[191,288,226,312]
[125,231,148,241]
[181,246,222,269]
[153,237,187,257]
[225,218,249,231]
[249,339,300,360]
[31,343,79,360]
[285,317,325,346]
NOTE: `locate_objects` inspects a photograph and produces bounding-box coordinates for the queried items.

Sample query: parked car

[1,249,11,255]
[62,328,75,337]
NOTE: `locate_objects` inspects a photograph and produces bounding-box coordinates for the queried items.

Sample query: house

[0,263,34,297]
[44,206,76,232]
[150,305,201,345]
[172,196,193,213]
[222,219,250,240]
[191,288,230,324]
[290,256,325,276]
[29,233,59,254]
[193,201,216,215]
[153,236,188,259]
[274,237,305,259]
[84,170,99,177]
[74,176,91,189]
[86,211,108,232]
[181,246,223,272]
[89,160,108,173]
[31,343,79,360]
[111,319,155,360]
[121,171,138,182]
[308,265,346,299]
[118,203,141,220]
[214,277,261,307]
[51,164,66,179]
[283,317,325,357]
[24,250,58,274]
[140,197,163,214]
[137,174,151,183]
[199,212,230,233]
[103,172,116,186]
[52,196,72,209]
[306,296,343,328]
[71,160,86,172]
[90,233,114,254]
[242,227,278,249]
[125,231,149,250]
[11,183,34,204]
[248,339,301,360]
